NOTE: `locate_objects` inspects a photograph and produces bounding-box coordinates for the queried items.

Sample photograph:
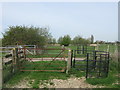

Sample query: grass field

[86,60,119,88]
[4,60,84,88]
[2,43,119,88]
[4,59,119,88]
[19,60,67,71]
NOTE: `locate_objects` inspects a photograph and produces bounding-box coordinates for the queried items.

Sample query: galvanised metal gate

[72,49,110,78]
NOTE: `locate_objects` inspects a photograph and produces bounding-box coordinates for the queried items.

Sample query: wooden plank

[0,52,2,89]
[66,49,72,74]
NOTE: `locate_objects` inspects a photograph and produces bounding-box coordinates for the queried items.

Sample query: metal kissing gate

[72,50,110,78]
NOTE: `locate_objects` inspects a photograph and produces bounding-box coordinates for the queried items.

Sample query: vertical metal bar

[71,50,73,67]
[106,53,110,77]
[83,45,84,54]
[78,46,80,54]
[86,53,89,78]
[99,54,102,77]
[77,46,78,54]
[94,51,97,70]
[80,45,82,54]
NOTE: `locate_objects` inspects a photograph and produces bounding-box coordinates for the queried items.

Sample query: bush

[2,25,52,47]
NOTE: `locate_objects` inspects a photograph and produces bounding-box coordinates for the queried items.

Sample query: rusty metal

[18,47,67,72]
[20,70,65,72]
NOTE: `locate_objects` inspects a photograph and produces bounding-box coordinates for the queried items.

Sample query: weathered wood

[66,49,72,74]
[12,48,15,73]
[107,45,110,52]
[34,45,37,55]
[0,52,2,89]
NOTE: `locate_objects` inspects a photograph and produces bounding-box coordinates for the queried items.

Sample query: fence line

[2,48,25,85]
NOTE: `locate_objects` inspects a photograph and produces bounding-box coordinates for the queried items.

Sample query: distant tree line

[2,25,95,47]
[57,35,91,46]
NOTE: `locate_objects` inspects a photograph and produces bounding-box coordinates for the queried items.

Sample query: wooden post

[66,49,72,74]
[95,46,97,51]
[95,43,99,51]
[12,48,19,74]
[15,48,19,72]
[115,43,118,53]
[34,45,36,55]
[107,45,110,52]
[23,47,26,60]
[0,50,2,89]
[12,48,15,74]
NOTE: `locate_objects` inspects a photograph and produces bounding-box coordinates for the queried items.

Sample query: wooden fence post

[12,48,15,73]
[95,43,99,50]
[66,49,72,74]
[0,51,2,89]
[23,47,26,60]
[107,45,110,52]
[34,45,36,55]
[15,48,19,72]
[12,48,19,74]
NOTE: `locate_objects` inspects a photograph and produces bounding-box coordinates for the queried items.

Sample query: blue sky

[1,2,118,42]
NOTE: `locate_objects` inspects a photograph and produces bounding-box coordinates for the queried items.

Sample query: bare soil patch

[7,76,105,88]
[39,76,104,88]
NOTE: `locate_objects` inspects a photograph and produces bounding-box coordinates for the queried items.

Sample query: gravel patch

[39,76,105,88]
[6,76,105,88]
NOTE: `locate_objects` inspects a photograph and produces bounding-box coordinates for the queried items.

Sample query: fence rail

[2,48,25,83]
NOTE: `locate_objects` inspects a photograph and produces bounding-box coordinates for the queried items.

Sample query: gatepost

[66,48,72,74]
[0,51,2,89]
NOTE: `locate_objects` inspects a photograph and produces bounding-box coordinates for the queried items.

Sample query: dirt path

[39,76,104,88]
[9,76,104,88]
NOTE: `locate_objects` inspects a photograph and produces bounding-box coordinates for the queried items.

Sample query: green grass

[25,44,117,59]
[20,60,66,71]
[4,59,87,88]
[98,44,117,53]
[3,60,69,88]
[3,44,119,88]
[4,69,70,88]
[4,59,119,88]
[86,60,119,88]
